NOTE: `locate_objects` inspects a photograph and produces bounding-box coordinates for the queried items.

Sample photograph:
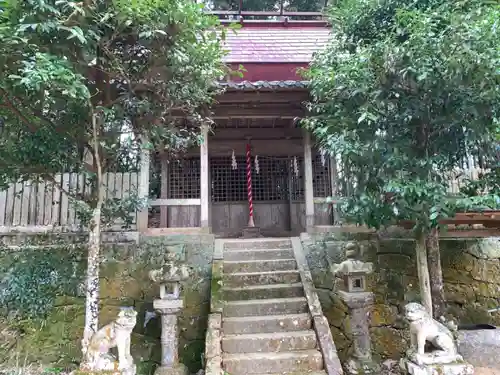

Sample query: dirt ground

[475,369,500,375]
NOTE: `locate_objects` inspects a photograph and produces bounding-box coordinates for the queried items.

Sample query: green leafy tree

[304,0,500,317]
[0,0,226,355]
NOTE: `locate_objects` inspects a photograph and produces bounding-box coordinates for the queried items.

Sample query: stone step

[224,248,294,261]
[223,297,308,317]
[224,259,297,273]
[223,313,313,334]
[223,239,292,250]
[223,270,301,287]
[223,283,304,301]
[223,350,324,374]
[222,330,318,353]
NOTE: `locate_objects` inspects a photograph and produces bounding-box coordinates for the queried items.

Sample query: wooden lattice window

[167,158,200,199]
[210,156,305,202]
[211,156,247,202]
[313,152,332,197]
[253,157,288,201]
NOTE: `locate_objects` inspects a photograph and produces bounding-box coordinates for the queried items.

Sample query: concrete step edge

[223,313,311,323]
[223,283,303,292]
[225,297,307,306]
[224,248,293,253]
[223,329,317,340]
[224,258,296,264]
[222,238,292,244]
[225,270,300,276]
[223,349,322,360]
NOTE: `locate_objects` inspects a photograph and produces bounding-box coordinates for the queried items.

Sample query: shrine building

[138,9,336,237]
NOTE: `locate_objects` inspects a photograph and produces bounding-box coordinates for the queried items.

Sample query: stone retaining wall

[0,234,214,374]
[301,231,500,363]
[1,230,499,372]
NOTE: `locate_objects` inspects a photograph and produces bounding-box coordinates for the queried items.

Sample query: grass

[0,351,69,375]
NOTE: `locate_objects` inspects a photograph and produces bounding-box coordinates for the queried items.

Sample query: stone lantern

[149,254,191,375]
[332,242,378,375]
[332,242,372,293]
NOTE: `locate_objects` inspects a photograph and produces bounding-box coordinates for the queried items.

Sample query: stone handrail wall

[204,240,224,375]
[290,237,344,374]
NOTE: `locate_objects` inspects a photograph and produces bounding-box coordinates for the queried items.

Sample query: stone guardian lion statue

[404,302,462,366]
[81,308,138,375]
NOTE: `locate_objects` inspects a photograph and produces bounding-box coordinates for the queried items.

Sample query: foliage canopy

[0,0,228,350]
[304,0,500,232]
[0,0,227,220]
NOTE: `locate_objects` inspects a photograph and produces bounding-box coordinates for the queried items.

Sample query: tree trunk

[416,231,433,316]
[81,113,104,358]
[426,227,446,318]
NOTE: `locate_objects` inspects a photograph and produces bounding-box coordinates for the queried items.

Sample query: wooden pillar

[159,154,168,228]
[200,125,209,230]
[137,136,150,232]
[303,131,315,230]
[330,155,340,225]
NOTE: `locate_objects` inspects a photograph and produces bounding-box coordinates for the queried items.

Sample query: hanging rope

[246,143,255,227]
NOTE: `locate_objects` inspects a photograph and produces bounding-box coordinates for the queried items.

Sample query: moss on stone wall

[3,230,498,370]
[303,233,500,363]
[0,234,214,374]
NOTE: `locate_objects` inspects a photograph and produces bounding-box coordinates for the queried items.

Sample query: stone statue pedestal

[400,358,474,375]
[153,299,189,375]
[154,365,189,375]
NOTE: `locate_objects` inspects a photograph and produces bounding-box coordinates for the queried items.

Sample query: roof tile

[218,80,309,90]
[222,26,331,63]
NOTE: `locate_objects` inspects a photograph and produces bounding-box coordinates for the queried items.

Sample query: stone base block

[345,358,379,374]
[76,365,136,375]
[241,226,261,238]
[154,365,189,375]
[78,359,136,375]
[399,358,474,375]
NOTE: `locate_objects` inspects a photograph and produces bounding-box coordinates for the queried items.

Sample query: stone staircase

[205,237,343,375]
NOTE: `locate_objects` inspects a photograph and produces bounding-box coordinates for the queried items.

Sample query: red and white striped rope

[246,143,254,226]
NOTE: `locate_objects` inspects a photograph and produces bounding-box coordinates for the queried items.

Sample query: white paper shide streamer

[320,148,327,167]
[293,156,299,177]
[254,155,260,174]
[231,150,237,170]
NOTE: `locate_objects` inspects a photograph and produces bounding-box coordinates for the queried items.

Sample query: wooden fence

[334,160,489,196]
[446,167,489,194]
[0,172,139,231]
[0,165,490,232]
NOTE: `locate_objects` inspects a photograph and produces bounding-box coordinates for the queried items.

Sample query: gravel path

[458,329,500,369]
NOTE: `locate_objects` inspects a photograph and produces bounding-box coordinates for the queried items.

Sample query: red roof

[222,24,331,64]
